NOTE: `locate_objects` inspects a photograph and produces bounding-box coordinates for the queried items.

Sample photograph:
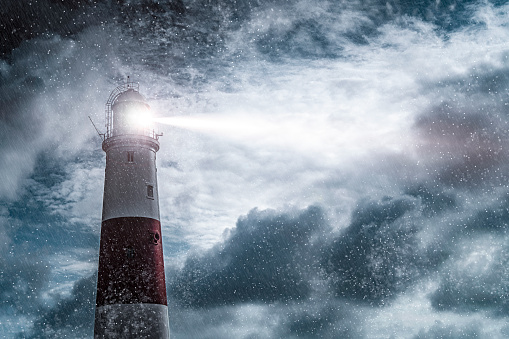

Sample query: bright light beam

[154,113,408,159]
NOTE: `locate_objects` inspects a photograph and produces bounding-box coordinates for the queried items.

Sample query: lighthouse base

[94,303,169,338]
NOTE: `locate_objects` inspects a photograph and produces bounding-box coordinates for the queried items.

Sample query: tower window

[147,185,154,198]
[127,151,134,163]
[126,247,135,259]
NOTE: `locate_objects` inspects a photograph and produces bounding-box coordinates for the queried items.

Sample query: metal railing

[108,128,161,140]
[104,78,160,141]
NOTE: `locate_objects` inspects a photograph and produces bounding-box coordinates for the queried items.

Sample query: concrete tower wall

[102,137,160,221]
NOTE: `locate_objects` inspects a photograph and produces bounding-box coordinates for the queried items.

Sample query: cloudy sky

[2,0,509,338]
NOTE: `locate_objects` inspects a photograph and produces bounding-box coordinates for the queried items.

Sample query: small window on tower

[126,247,135,259]
[147,185,154,198]
[127,151,134,163]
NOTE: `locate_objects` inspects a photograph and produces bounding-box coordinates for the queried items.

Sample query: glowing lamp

[111,89,152,135]
[128,106,153,127]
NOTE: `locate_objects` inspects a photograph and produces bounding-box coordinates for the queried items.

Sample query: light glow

[154,113,409,158]
[128,107,153,127]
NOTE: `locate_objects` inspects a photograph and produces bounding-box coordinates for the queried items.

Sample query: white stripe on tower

[94,83,169,338]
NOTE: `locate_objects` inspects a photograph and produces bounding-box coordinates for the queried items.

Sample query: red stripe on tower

[96,217,167,306]
[94,79,169,338]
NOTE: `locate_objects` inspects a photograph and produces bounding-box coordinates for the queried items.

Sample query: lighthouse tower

[94,80,169,338]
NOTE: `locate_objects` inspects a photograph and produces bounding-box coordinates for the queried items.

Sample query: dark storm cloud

[428,192,509,316]
[0,75,45,144]
[168,300,364,339]
[413,321,482,339]
[169,205,327,307]
[0,193,51,318]
[0,256,51,314]
[360,0,484,30]
[5,152,99,249]
[170,196,449,310]
[467,66,509,96]
[412,51,509,190]
[430,275,509,316]
[250,0,504,61]
[255,18,343,60]
[279,303,362,339]
[168,291,363,339]
[465,191,509,233]
[0,210,51,330]
[0,21,115,201]
[285,306,338,337]
[84,0,498,76]
[432,57,509,97]
[0,0,108,58]
[322,197,442,305]
[405,184,457,216]
[414,101,509,188]
[0,176,98,333]
[0,0,497,62]
[0,73,47,199]
[20,274,96,338]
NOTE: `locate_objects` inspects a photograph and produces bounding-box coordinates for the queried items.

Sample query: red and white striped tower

[94,79,169,338]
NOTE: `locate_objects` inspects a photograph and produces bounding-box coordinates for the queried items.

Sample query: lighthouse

[94,79,169,338]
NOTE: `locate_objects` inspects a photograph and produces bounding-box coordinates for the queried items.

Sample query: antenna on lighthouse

[88,116,105,141]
